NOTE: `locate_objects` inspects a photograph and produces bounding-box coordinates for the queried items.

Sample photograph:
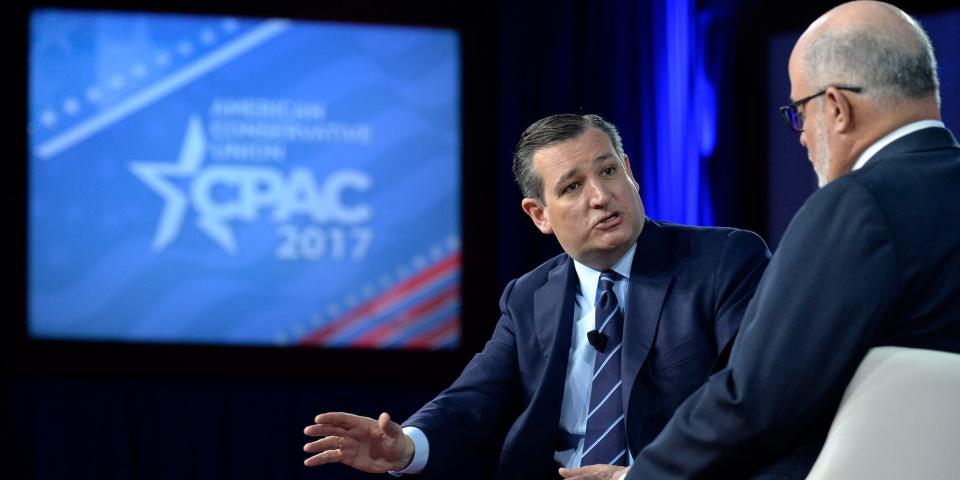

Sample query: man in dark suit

[302,114,770,478]
[600,2,960,479]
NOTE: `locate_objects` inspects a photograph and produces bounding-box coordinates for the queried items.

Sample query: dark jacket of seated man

[403,219,770,478]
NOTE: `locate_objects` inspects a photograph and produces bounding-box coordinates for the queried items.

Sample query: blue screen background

[28,10,462,349]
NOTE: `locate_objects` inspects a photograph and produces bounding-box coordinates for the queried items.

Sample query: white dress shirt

[852,119,945,171]
[555,245,636,468]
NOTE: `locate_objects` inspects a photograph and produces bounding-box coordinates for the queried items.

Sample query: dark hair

[512,113,625,202]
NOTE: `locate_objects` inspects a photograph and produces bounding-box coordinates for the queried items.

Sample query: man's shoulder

[654,220,741,237]
[843,126,960,194]
[651,220,765,250]
[512,252,572,289]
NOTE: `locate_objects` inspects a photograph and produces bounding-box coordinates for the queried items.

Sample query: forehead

[531,128,616,177]
[787,41,812,99]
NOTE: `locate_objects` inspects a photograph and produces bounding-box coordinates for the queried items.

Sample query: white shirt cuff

[388,426,429,476]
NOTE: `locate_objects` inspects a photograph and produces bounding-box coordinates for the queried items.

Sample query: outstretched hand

[303,412,414,473]
[559,464,629,480]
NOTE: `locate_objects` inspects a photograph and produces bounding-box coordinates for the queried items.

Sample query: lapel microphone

[587,330,607,352]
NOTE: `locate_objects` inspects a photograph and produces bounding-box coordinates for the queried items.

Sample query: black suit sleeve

[402,278,523,476]
[628,178,899,478]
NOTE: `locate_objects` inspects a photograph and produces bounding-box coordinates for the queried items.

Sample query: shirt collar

[573,243,636,309]
[853,119,945,171]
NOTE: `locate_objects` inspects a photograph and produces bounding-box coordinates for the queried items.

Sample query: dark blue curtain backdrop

[496,0,750,287]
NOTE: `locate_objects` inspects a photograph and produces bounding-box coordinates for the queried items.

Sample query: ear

[521,197,553,235]
[623,154,640,191]
[825,86,854,134]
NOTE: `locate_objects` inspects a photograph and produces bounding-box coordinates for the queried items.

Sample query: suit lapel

[621,220,675,417]
[524,226,676,461]
[519,256,577,470]
[533,257,578,357]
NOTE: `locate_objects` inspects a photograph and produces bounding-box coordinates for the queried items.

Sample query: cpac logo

[130,116,372,253]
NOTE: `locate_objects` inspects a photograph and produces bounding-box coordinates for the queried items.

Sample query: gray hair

[803,17,940,108]
[512,113,625,202]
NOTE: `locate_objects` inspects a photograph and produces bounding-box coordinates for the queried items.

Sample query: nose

[799,130,808,149]
[588,180,611,208]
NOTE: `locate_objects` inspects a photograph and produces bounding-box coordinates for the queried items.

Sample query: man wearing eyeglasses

[561,2,960,479]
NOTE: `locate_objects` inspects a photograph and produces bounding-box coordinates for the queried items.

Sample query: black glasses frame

[778,85,863,132]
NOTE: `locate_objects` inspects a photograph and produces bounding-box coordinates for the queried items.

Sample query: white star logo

[130,115,206,252]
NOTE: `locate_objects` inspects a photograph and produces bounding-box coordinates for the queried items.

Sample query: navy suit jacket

[628,127,960,479]
[403,220,770,478]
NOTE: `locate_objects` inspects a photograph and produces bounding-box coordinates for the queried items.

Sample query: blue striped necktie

[581,270,628,466]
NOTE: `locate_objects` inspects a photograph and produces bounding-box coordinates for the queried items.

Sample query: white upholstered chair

[806,346,960,479]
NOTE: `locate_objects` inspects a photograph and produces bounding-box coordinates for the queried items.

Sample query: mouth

[594,212,622,230]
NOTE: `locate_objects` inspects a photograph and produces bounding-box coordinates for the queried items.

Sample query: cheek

[544,205,575,232]
[560,212,592,241]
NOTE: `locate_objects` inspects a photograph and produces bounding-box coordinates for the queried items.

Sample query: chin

[593,239,632,260]
[812,160,830,187]
[817,173,829,188]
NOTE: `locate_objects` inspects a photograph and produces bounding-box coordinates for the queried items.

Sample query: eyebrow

[554,153,616,186]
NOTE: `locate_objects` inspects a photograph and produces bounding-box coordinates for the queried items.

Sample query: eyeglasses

[778,85,862,132]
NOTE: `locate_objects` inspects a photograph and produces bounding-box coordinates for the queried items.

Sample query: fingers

[313,411,370,428]
[304,411,397,471]
[558,465,627,480]
[559,467,582,478]
[309,411,382,438]
[303,448,342,467]
[303,423,349,437]
[303,435,342,454]
[560,465,600,476]
[378,412,402,438]
[559,473,604,480]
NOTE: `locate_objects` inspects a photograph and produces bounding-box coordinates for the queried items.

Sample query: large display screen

[28,9,462,350]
